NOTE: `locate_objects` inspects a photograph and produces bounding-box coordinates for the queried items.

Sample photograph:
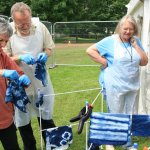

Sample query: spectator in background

[86,15,148,150]
[4,2,56,150]
[0,16,30,150]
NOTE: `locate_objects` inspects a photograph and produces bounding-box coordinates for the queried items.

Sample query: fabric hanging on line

[131,114,150,136]
[46,125,73,150]
[5,80,30,113]
[89,112,130,146]
[35,92,44,107]
[35,61,48,87]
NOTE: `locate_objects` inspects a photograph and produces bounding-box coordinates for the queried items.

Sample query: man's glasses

[15,21,31,28]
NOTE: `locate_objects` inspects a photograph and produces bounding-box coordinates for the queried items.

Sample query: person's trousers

[19,118,55,150]
[0,123,20,150]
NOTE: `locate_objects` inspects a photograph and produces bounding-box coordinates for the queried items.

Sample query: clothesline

[44,87,101,96]
[54,64,100,67]
[91,91,101,106]
[47,64,100,69]
[41,121,90,132]
[40,91,101,132]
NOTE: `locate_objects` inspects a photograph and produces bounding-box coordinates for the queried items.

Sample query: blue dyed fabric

[46,126,73,150]
[89,112,130,146]
[36,93,44,107]
[5,80,30,113]
[35,61,48,87]
[132,115,150,136]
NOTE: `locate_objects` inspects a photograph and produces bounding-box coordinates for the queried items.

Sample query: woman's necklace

[119,36,132,62]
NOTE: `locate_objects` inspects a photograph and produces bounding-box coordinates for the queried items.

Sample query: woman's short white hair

[0,16,13,37]
[115,15,139,36]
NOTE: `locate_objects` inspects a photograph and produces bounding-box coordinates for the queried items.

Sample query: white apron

[10,18,55,127]
[104,35,141,114]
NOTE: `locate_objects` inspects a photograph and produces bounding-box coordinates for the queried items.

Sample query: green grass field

[0,43,149,150]
[48,43,104,150]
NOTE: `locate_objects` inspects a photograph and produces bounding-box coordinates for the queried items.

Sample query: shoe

[105,145,115,150]
[124,146,132,150]
[88,143,100,150]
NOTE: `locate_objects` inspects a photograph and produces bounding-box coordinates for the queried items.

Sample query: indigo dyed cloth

[36,93,44,107]
[35,61,48,87]
[5,80,30,113]
[132,115,150,136]
[89,112,130,146]
[46,125,73,150]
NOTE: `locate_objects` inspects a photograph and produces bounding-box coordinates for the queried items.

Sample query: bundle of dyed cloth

[35,61,48,87]
[5,80,30,113]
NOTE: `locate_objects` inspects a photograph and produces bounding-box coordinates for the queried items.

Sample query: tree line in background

[0,0,130,22]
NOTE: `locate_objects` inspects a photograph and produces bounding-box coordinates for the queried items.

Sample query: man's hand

[19,54,35,65]
[37,53,48,64]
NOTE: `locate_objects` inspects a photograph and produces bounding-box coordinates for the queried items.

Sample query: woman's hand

[130,37,148,66]
[101,57,108,69]
[2,70,19,80]
[86,44,108,67]
[130,37,138,48]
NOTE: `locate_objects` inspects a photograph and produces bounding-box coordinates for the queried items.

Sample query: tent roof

[126,0,143,14]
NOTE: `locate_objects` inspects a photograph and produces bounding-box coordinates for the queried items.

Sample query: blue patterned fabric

[5,80,30,113]
[89,112,130,146]
[36,93,44,107]
[46,126,73,150]
[132,115,150,136]
[35,61,48,87]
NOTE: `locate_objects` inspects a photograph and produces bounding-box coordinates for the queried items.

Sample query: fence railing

[1,16,118,68]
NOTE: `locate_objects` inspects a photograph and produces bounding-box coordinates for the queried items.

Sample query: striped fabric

[89,112,130,146]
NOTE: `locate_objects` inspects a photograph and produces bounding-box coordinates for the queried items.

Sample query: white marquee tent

[126,0,150,114]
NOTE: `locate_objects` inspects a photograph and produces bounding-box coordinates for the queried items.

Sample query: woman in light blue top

[86,15,148,150]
